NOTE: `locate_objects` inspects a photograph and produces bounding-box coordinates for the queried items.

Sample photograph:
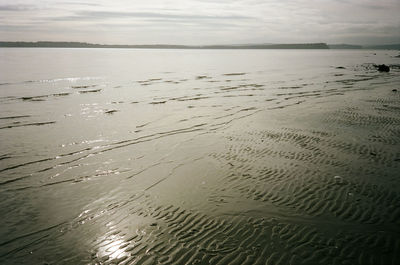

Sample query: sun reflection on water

[97,236,128,260]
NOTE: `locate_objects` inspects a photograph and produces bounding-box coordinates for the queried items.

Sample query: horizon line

[1,41,399,50]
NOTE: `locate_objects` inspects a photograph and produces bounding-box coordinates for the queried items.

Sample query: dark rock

[392,89,398,92]
[335,66,346,69]
[377,64,390,72]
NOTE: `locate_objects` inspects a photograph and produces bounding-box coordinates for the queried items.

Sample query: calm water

[0,48,399,264]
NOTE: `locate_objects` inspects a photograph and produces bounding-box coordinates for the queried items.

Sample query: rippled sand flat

[0,49,399,264]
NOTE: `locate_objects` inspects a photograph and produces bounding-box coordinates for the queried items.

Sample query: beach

[0,48,399,264]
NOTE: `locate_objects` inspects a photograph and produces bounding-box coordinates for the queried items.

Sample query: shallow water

[0,48,399,264]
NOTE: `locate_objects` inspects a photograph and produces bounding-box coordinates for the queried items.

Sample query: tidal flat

[0,48,399,264]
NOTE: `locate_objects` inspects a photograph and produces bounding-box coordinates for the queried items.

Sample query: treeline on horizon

[0,41,399,50]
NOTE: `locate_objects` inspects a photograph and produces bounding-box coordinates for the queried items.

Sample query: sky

[0,0,399,45]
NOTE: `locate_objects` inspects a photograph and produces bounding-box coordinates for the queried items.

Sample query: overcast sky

[0,0,399,45]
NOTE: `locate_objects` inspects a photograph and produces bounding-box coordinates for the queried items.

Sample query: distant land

[328,43,400,50]
[0,41,329,49]
[328,44,363,49]
[0,41,399,50]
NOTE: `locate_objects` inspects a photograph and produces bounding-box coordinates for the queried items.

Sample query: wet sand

[0,49,399,264]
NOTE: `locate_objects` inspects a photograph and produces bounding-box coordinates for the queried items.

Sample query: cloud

[0,0,399,45]
[59,2,101,7]
[50,10,254,21]
[0,4,36,11]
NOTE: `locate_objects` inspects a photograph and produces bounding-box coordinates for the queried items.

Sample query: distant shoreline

[1,41,399,50]
[0,41,329,49]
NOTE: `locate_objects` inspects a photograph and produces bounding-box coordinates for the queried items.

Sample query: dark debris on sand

[104,109,118,114]
[376,64,390,72]
[78,89,102,93]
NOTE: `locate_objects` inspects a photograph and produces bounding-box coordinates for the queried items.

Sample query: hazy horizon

[1,0,399,45]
